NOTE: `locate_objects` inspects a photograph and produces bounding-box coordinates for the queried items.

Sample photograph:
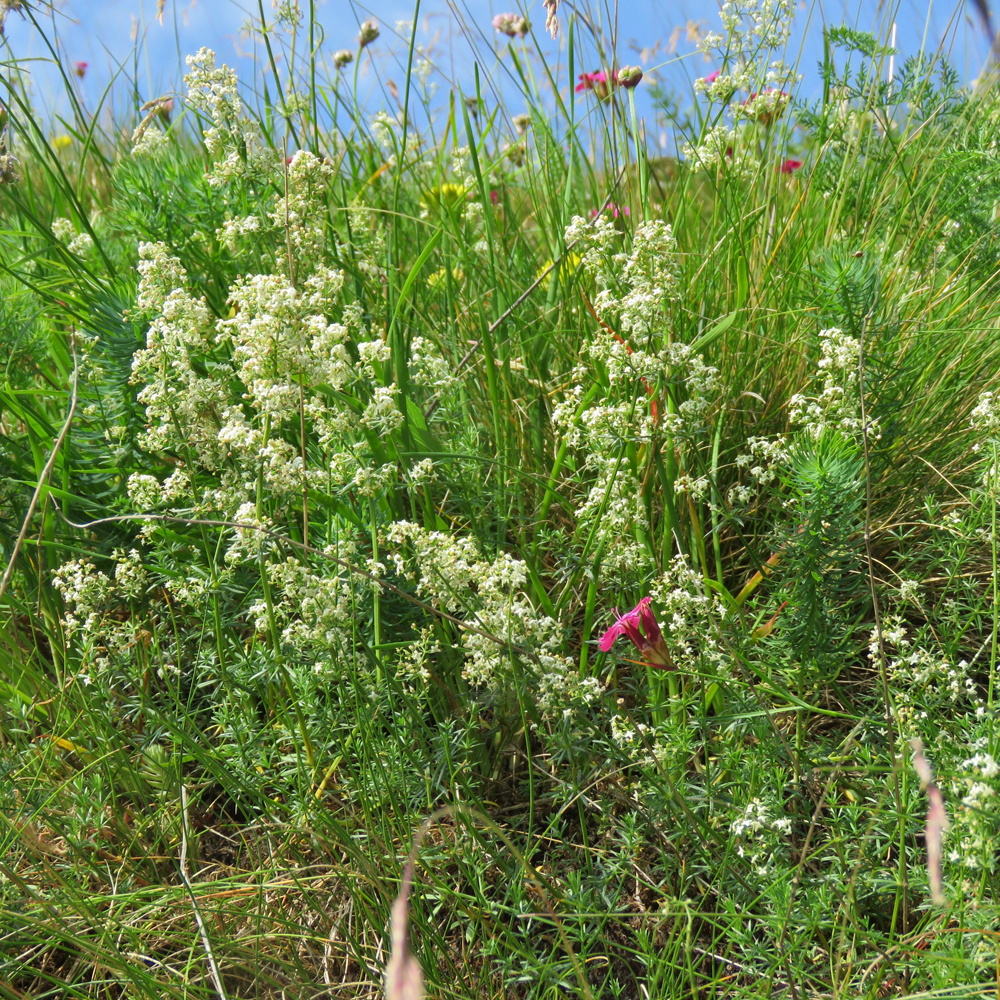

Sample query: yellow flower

[420,183,466,215]
[52,135,73,151]
[537,251,582,290]
[426,266,464,289]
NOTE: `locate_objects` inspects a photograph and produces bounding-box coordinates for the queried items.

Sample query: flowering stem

[370,496,382,687]
[626,89,647,223]
[579,540,605,677]
[647,664,666,727]
[990,441,999,719]
[255,0,300,147]
[299,377,309,551]
[652,441,681,566]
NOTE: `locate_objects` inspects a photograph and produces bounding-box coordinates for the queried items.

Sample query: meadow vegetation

[3,0,1000,996]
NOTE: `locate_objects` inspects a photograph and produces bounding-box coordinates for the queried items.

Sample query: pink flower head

[490,189,499,205]
[779,158,802,174]
[703,70,720,84]
[599,597,673,669]
[589,202,630,219]
[493,12,529,37]
[72,61,88,79]
[576,69,615,99]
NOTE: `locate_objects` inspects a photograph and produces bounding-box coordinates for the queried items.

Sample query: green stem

[370,496,382,687]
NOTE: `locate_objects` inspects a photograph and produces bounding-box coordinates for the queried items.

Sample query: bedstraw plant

[3,0,1000,997]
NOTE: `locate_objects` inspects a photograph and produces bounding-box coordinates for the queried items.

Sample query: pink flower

[576,69,616,99]
[490,189,499,205]
[589,202,629,219]
[779,158,802,174]
[72,61,88,79]
[599,597,673,670]
[703,70,720,84]
[493,12,529,37]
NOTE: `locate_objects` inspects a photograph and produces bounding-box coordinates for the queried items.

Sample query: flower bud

[618,65,642,89]
[358,20,379,48]
[333,49,354,69]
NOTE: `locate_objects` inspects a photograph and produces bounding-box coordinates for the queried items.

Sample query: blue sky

[1,0,992,143]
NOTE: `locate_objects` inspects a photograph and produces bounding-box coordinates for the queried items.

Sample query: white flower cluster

[595,221,679,337]
[113,548,148,600]
[370,110,399,155]
[129,150,422,516]
[184,47,277,185]
[225,502,275,563]
[649,553,721,669]
[250,549,360,657]
[52,558,112,639]
[730,796,792,877]
[695,0,798,95]
[386,521,603,715]
[550,355,652,581]
[564,216,679,337]
[660,342,721,437]
[269,151,337,273]
[717,0,796,50]
[682,125,757,180]
[394,627,440,694]
[130,242,233,468]
[947,751,1000,872]
[874,615,984,736]
[971,390,1000,438]
[730,434,791,504]
[564,213,620,289]
[789,327,880,443]
[52,216,95,256]
[51,549,153,678]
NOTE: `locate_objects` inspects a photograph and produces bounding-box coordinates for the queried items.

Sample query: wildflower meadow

[4,0,1000,996]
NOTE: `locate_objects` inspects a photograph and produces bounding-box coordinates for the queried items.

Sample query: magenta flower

[779,158,802,174]
[72,61,88,79]
[703,70,720,84]
[576,69,615,99]
[589,202,630,219]
[599,597,673,670]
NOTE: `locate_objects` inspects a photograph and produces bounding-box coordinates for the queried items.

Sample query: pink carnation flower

[589,203,630,219]
[576,69,616,99]
[599,597,673,670]
[779,158,802,174]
